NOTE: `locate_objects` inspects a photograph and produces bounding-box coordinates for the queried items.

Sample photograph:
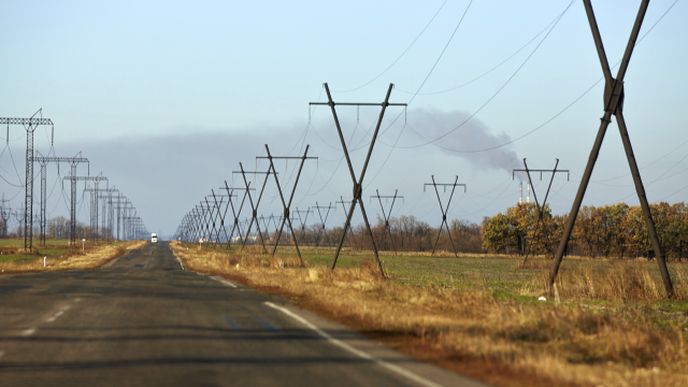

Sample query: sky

[1,0,687,238]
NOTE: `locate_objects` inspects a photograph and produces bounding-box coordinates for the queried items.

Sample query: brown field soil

[0,239,146,273]
[170,241,688,387]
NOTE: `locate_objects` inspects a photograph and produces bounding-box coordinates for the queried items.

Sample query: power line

[333,0,449,93]
[395,4,564,96]
[392,0,575,150]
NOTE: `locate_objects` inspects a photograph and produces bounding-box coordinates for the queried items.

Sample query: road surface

[0,242,482,386]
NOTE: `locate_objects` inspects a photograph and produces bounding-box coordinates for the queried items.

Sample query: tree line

[269,202,688,259]
[481,202,688,259]
[0,216,109,240]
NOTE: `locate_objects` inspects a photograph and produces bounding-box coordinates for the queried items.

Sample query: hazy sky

[1,0,687,237]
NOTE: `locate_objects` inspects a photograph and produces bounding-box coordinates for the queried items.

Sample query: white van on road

[151,233,158,243]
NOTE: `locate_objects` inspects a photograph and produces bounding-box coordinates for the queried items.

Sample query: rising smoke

[407,108,519,173]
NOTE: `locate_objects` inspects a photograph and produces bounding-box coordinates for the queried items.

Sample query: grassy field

[171,242,688,386]
[0,238,146,272]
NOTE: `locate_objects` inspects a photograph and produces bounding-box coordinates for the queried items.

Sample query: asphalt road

[0,242,482,387]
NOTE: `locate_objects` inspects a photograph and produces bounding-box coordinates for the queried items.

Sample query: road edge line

[264,301,443,387]
[175,255,185,271]
[211,276,237,288]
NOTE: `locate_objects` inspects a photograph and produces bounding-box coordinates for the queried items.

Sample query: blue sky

[1,0,686,236]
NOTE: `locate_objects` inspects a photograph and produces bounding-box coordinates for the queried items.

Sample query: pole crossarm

[0,117,53,126]
[32,156,89,164]
[548,0,674,298]
[311,82,406,277]
[425,176,466,257]
[62,176,108,182]
[309,102,407,107]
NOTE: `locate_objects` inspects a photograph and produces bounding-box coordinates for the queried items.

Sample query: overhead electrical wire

[395,8,563,96]
[390,0,575,151]
[363,0,575,188]
[333,0,450,93]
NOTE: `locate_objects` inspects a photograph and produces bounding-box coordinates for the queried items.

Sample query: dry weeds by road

[0,240,146,273]
[170,241,688,387]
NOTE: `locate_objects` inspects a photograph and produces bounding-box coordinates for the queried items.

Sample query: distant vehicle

[151,233,158,243]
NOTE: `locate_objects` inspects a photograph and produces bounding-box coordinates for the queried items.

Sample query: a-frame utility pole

[293,207,312,243]
[309,83,406,277]
[220,180,255,248]
[549,0,674,298]
[313,202,334,246]
[371,189,403,254]
[232,163,275,252]
[424,176,466,257]
[512,158,569,264]
[210,189,231,245]
[257,144,316,266]
[1,110,54,252]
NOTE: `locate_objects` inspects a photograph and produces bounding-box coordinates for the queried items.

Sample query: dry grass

[0,240,146,273]
[547,260,688,302]
[170,241,688,386]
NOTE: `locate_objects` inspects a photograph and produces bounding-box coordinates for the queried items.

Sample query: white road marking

[211,276,237,288]
[20,328,36,336]
[264,302,442,387]
[42,300,78,323]
[46,310,64,323]
[175,255,185,270]
[46,304,72,323]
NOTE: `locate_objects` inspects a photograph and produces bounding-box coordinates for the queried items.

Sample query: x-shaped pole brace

[233,163,275,253]
[201,202,214,242]
[210,190,232,245]
[310,83,406,276]
[204,195,223,244]
[258,144,316,266]
[293,207,312,241]
[424,176,467,257]
[258,215,269,236]
[313,202,334,247]
[512,158,569,261]
[193,204,208,242]
[221,180,255,249]
[191,206,202,242]
[549,0,674,298]
[371,189,404,254]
